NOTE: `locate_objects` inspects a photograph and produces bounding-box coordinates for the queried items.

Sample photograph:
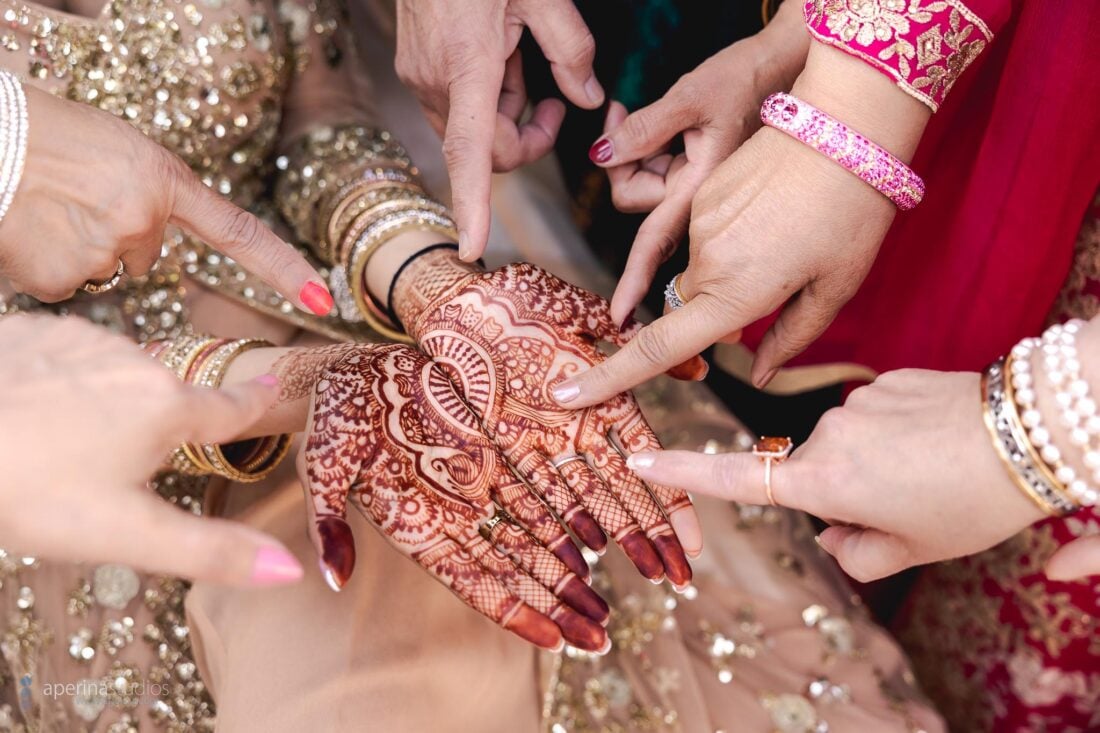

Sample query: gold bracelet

[324,182,427,263]
[191,339,291,483]
[318,171,423,250]
[347,208,458,343]
[155,335,226,476]
[335,195,447,271]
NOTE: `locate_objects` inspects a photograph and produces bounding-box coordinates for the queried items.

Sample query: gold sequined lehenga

[0,1,944,731]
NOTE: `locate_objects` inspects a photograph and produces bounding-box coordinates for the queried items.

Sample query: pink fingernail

[458,232,472,261]
[299,281,334,316]
[253,374,278,388]
[755,367,778,389]
[250,546,303,585]
[553,381,580,404]
[627,453,654,470]
[585,75,605,105]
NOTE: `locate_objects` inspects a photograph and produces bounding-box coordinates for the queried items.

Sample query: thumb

[523,0,603,109]
[1045,535,1100,581]
[297,396,357,592]
[589,95,688,167]
[816,525,911,583]
[165,154,334,317]
[94,491,303,586]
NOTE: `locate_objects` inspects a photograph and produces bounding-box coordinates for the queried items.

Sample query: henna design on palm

[298,344,608,651]
[395,254,701,587]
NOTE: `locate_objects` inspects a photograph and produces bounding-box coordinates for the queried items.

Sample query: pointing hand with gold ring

[626,369,1050,584]
[0,84,334,315]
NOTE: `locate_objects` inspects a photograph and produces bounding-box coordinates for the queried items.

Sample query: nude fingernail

[250,546,303,586]
[585,75,605,105]
[458,232,472,261]
[596,637,613,656]
[755,367,779,389]
[553,381,580,404]
[299,281,334,316]
[627,453,654,470]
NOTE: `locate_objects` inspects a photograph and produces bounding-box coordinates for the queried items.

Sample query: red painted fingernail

[250,546,303,585]
[299,281,334,316]
[253,374,278,388]
[589,138,613,165]
[618,310,637,333]
[652,533,693,587]
[317,516,355,591]
[620,530,664,581]
[554,540,591,581]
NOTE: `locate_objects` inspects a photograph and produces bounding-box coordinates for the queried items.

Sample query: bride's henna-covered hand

[298,344,609,652]
[393,252,702,588]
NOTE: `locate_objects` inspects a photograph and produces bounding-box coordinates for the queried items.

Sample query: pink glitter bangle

[760,93,925,211]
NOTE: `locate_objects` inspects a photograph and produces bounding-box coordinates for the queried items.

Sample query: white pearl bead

[1016,388,1036,406]
[1086,451,1100,470]
[1044,354,1060,369]
[1070,479,1088,498]
[1087,415,1100,433]
[1063,410,1081,427]
[1056,465,1076,483]
[1012,373,1032,390]
[1065,358,1081,373]
[1071,380,1090,398]
[1071,428,1090,446]
[1056,392,1074,408]
[1041,444,1061,463]
[1066,321,1080,333]
[1014,343,1031,357]
[1012,359,1029,374]
[1048,370,1065,386]
[1030,427,1050,446]
[1077,398,1097,416]
[1021,409,1042,428]
[1083,489,1099,506]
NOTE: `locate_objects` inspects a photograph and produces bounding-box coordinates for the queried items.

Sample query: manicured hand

[626,370,1047,582]
[591,2,809,325]
[393,253,703,588]
[0,85,332,314]
[298,344,609,652]
[0,314,303,586]
[560,44,931,408]
[395,0,604,261]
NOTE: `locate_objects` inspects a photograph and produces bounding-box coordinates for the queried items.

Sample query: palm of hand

[303,344,607,650]
[407,264,696,587]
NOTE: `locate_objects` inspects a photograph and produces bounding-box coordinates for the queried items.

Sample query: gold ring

[752,436,792,507]
[479,510,512,540]
[81,260,125,294]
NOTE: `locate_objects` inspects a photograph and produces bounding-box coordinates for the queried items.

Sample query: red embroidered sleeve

[804,0,1005,111]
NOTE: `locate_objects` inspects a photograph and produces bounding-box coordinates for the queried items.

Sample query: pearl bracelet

[0,70,28,228]
[1039,320,1100,506]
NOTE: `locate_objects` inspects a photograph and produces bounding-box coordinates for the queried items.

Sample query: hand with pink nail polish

[391,250,704,588]
[394,0,604,261]
[298,343,609,652]
[0,313,303,587]
[0,84,331,314]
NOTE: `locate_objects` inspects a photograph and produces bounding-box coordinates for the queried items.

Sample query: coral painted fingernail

[250,546,303,586]
[553,381,580,404]
[317,517,355,592]
[299,281,334,316]
[253,374,278,388]
[627,453,654,470]
[589,138,613,164]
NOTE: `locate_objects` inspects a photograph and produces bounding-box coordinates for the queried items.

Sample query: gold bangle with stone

[190,338,291,483]
[347,207,458,343]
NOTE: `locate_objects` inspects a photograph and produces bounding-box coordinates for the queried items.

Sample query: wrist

[390,247,482,335]
[790,43,930,162]
[752,0,810,92]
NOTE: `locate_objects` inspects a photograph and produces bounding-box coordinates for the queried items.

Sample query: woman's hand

[627,370,1048,582]
[0,85,332,314]
[590,1,809,324]
[0,314,303,586]
[560,44,932,407]
[393,253,702,588]
[298,344,609,652]
[395,0,604,261]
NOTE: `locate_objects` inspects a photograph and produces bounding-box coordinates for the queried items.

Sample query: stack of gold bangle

[145,334,292,483]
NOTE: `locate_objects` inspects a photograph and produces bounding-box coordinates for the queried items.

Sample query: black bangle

[384,242,460,329]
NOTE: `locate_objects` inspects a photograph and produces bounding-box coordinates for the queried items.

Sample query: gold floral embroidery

[805,0,993,111]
